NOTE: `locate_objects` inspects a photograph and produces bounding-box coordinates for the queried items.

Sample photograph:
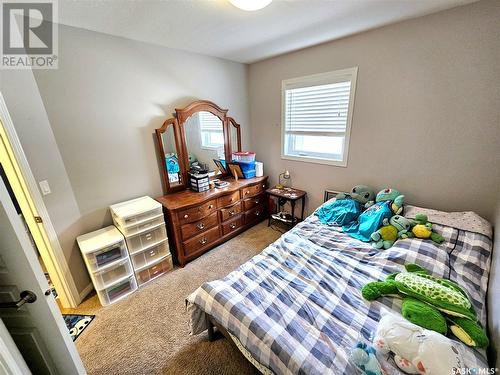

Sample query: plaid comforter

[187,207,492,374]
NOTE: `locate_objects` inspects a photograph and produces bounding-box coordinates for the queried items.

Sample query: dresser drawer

[220,202,242,222]
[222,215,243,236]
[181,212,218,240]
[243,194,266,211]
[178,199,217,225]
[182,226,220,256]
[245,204,266,224]
[217,191,240,208]
[241,182,267,198]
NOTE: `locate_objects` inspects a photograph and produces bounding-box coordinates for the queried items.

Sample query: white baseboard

[78,282,94,303]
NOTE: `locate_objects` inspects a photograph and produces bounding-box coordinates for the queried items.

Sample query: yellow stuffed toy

[410,213,445,244]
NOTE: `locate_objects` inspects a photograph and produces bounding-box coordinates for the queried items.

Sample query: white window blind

[282,67,357,166]
[199,112,224,148]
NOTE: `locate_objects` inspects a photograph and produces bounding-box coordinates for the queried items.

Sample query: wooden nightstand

[266,187,306,227]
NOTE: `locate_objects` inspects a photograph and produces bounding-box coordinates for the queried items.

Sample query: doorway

[0,93,81,309]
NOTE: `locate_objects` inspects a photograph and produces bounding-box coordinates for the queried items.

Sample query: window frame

[281,67,358,167]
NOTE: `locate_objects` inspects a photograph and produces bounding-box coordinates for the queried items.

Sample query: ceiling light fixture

[229,0,272,11]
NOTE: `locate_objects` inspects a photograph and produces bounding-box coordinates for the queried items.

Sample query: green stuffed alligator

[362,264,489,348]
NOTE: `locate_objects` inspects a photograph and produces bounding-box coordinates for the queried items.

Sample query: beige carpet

[64,222,281,375]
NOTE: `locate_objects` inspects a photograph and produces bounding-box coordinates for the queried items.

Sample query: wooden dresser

[157,176,268,266]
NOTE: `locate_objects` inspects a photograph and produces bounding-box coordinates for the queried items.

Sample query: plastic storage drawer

[130,240,169,270]
[126,224,167,254]
[96,275,137,306]
[84,241,129,273]
[136,254,173,286]
[90,258,134,290]
[110,196,163,229]
[114,214,164,237]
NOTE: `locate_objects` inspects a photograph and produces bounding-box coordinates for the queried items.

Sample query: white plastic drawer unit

[130,240,169,270]
[116,214,164,237]
[77,226,129,272]
[136,254,173,286]
[110,196,164,233]
[96,275,137,306]
[125,223,167,253]
[90,258,134,290]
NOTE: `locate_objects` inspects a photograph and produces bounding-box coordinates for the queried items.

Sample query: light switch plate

[39,180,51,195]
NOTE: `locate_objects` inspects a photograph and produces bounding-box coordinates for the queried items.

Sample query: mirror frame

[155,100,242,195]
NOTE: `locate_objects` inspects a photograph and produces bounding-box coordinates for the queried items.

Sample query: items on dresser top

[109,196,173,286]
[77,226,137,306]
[157,176,268,266]
[266,187,306,228]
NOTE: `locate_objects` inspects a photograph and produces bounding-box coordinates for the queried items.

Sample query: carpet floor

[63,222,281,375]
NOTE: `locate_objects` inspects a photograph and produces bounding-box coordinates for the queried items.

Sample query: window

[199,112,224,149]
[281,67,358,167]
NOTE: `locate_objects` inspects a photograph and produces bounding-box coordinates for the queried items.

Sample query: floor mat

[63,314,95,341]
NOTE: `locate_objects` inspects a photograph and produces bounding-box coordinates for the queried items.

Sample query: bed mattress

[187,204,492,374]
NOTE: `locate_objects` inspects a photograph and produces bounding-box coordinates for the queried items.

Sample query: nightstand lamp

[276,170,290,189]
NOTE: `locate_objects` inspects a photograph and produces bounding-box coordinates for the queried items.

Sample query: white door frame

[0,92,81,308]
[0,319,31,375]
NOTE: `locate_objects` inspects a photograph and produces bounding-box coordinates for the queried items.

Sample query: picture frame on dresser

[154,100,268,266]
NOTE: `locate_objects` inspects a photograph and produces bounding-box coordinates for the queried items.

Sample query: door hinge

[34,216,43,223]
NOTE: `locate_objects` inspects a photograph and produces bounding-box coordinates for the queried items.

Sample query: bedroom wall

[1,25,250,296]
[248,0,500,222]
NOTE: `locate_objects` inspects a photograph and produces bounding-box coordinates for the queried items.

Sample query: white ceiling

[58,0,476,63]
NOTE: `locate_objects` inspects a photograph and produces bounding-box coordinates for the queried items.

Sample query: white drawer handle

[262,184,265,188]
[200,237,207,245]
[254,199,260,204]
[230,223,236,229]
[145,234,152,240]
[229,210,235,216]
[197,223,205,230]
[255,211,260,216]
[184,214,189,219]
[149,250,156,256]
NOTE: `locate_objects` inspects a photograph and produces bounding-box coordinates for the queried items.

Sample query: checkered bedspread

[187,210,492,374]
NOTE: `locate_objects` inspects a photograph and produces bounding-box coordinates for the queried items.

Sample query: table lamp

[276,170,290,189]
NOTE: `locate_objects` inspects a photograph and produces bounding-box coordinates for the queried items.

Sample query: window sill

[281,154,348,167]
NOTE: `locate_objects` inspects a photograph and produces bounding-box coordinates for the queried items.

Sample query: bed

[187,201,492,374]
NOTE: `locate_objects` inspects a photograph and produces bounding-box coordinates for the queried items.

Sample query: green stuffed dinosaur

[362,264,489,348]
[408,213,445,244]
[370,215,412,249]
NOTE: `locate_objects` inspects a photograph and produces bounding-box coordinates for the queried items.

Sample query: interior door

[0,175,85,374]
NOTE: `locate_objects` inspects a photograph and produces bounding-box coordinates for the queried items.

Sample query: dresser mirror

[155,100,242,195]
[184,111,224,173]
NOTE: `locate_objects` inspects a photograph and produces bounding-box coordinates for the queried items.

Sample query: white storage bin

[115,214,165,237]
[126,224,167,254]
[110,196,163,230]
[77,227,129,272]
[136,254,173,286]
[90,258,134,290]
[131,240,169,270]
[96,275,137,306]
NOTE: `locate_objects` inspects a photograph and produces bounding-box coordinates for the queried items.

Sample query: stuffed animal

[374,314,468,374]
[316,185,375,226]
[375,188,405,215]
[408,213,445,244]
[350,341,386,375]
[336,185,375,208]
[362,264,489,348]
[370,215,412,249]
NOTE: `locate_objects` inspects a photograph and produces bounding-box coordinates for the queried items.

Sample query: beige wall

[248,0,500,222]
[1,25,250,295]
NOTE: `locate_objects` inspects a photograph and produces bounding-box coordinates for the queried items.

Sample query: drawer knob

[254,199,259,204]
[262,184,265,188]
[208,204,214,209]
[229,198,233,202]
[184,214,189,219]
[245,191,249,195]
[200,237,207,245]
[229,210,235,216]
[197,223,205,230]
[230,223,236,229]
[256,211,260,216]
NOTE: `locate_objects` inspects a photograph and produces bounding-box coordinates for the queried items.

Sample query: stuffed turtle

[336,185,375,208]
[370,215,412,249]
[409,213,445,244]
[362,264,489,348]
[376,188,405,215]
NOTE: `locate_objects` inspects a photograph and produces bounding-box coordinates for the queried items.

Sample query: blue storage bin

[234,161,256,179]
